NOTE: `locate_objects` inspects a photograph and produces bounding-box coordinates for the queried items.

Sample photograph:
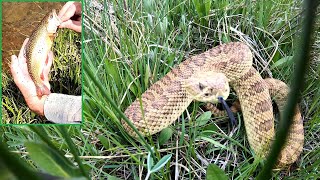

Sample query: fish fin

[36,85,50,96]
[48,33,56,41]
[45,55,49,65]
[40,70,45,80]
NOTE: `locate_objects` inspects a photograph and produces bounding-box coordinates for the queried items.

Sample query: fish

[25,9,61,96]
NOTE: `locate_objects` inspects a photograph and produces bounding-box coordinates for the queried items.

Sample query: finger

[10,55,33,92]
[58,1,75,20]
[59,20,81,32]
[10,55,20,79]
[59,2,77,22]
[18,38,29,64]
[11,52,39,100]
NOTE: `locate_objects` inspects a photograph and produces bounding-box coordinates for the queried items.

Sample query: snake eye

[199,83,205,90]
[204,93,209,96]
[50,14,53,19]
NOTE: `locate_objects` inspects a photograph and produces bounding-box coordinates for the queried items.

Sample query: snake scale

[123,42,304,167]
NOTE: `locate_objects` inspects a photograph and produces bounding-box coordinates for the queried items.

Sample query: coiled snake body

[124,42,304,167]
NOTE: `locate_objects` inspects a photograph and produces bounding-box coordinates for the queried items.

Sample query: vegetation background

[0,0,319,179]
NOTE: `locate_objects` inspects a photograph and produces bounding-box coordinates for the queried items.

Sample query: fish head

[46,9,61,34]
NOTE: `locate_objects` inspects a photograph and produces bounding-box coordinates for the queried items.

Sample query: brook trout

[25,9,61,96]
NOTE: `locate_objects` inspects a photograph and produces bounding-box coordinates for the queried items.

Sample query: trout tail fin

[36,84,50,96]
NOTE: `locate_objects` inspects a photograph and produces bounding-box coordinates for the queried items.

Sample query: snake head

[184,72,230,103]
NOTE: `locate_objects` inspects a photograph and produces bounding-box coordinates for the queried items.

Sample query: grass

[0,0,319,179]
[2,28,81,124]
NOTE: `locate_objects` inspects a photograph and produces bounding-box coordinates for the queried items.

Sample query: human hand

[10,38,53,116]
[58,1,82,33]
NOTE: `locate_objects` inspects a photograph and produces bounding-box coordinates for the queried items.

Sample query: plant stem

[145,172,151,180]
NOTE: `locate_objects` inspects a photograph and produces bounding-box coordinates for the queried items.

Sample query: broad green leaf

[158,128,173,146]
[195,111,212,126]
[201,124,219,136]
[150,154,172,173]
[105,60,121,88]
[193,0,211,17]
[203,124,218,132]
[98,135,110,150]
[199,136,230,152]
[204,0,211,16]
[25,142,80,177]
[206,164,228,180]
[271,56,293,70]
[222,34,231,43]
[193,0,203,17]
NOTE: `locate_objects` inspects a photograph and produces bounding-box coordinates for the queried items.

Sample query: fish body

[25,9,61,96]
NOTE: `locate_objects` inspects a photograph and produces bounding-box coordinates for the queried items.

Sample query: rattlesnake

[123,42,304,167]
